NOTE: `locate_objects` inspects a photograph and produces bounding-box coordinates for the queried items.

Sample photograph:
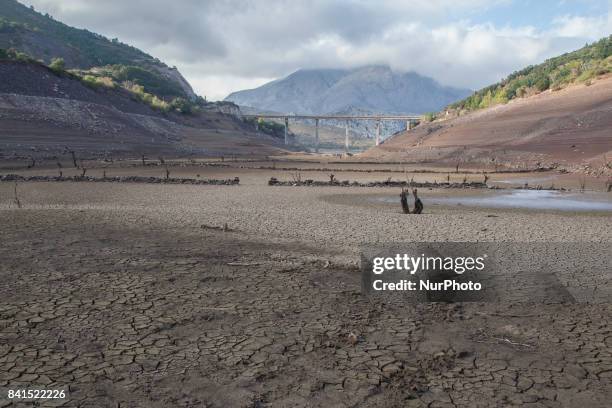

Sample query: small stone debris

[201,224,235,232]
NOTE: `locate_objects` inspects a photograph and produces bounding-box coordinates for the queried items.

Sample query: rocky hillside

[225,65,470,115]
[445,35,612,116]
[0,61,285,160]
[0,0,196,100]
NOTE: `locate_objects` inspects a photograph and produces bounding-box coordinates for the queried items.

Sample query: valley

[0,1,611,407]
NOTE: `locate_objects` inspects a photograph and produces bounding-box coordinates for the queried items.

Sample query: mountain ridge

[225,65,471,115]
[0,60,285,159]
[0,0,196,100]
[443,35,612,116]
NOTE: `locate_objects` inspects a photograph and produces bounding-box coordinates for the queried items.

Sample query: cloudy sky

[23,0,612,101]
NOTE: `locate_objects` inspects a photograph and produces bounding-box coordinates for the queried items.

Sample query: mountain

[0,1,286,159]
[364,36,612,175]
[0,0,195,100]
[225,65,471,114]
[446,35,612,114]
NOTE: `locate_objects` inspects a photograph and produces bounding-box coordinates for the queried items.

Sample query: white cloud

[551,14,612,38]
[23,0,612,100]
[184,73,275,101]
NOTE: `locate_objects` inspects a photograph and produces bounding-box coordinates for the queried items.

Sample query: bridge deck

[241,114,421,121]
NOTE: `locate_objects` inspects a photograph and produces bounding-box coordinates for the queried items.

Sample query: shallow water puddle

[378,189,612,211]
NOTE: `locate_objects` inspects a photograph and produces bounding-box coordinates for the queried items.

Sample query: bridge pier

[241,114,420,149]
[284,117,289,145]
[345,120,350,153]
[315,118,319,153]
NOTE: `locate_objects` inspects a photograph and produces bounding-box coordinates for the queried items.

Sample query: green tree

[535,76,550,92]
[479,90,493,109]
[493,88,509,105]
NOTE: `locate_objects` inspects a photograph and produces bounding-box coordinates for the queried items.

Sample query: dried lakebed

[0,182,611,407]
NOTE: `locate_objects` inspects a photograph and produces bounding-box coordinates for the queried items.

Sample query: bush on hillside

[81,75,115,89]
[252,118,286,138]
[93,64,186,98]
[423,112,437,122]
[123,82,169,111]
[449,35,612,114]
[0,47,36,63]
[49,57,65,73]
[169,97,193,114]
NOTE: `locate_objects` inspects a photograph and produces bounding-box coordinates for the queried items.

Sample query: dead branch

[13,182,22,209]
[291,171,302,183]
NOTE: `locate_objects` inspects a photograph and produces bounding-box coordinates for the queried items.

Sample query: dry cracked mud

[0,181,611,407]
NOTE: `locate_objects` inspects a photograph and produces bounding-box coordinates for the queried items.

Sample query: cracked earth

[0,182,611,407]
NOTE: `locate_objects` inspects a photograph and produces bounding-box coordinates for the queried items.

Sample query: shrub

[170,97,192,114]
[81,75,115,89]
[255,119,287,138]
[123,82,169,111]
[534,76,550,92]
[95,64,186,98]
[423,112,436,122]
[49,57,65,73]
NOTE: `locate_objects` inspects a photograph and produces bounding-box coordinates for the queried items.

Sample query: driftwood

[412,189,423,214]
[13,182,22,209]
[268,177,488,189]
[0,174,240,185]
[400,188,423,214]
[400,189,410,214]
[70,150,77,168]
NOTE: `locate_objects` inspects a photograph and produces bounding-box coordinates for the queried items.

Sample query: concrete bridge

[241,114,421,153]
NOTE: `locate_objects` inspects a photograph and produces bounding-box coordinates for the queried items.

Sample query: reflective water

[493,175,557,185]
[379,189,612,212]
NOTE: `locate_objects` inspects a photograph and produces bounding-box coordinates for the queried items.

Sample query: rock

[382,363,401,377]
